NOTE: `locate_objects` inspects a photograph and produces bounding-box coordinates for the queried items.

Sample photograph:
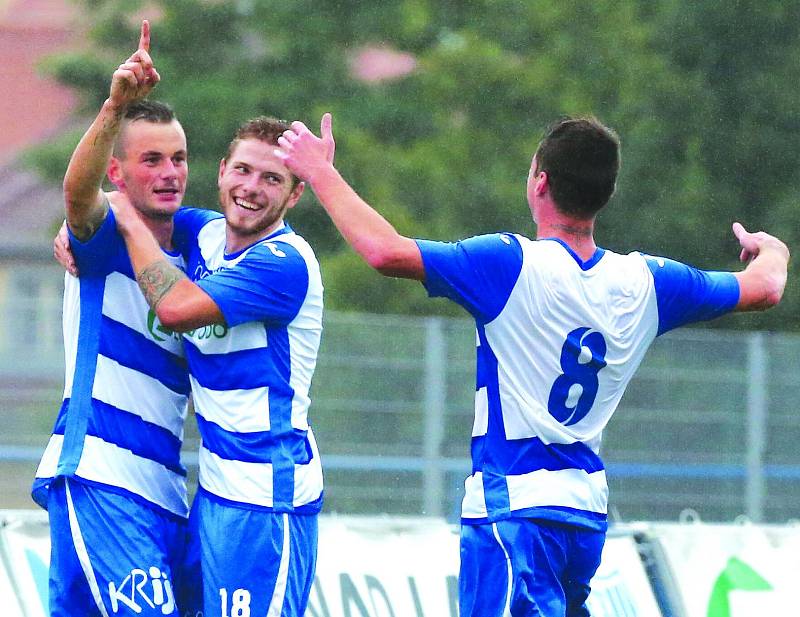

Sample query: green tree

[29,0,798,329]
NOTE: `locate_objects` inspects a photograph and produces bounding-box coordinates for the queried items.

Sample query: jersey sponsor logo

[184,323,229,340]
[108,566,175,614]
[147,310,181,343]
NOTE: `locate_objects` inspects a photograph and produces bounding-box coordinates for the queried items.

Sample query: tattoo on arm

[137,260,186,309]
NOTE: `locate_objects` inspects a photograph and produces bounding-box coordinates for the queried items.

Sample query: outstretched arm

[63,20,160,241]
[731,222,789,311]
[110,194,225,332]
[276,113,425,280]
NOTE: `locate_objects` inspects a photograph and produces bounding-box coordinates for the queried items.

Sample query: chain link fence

[1,261,798,523]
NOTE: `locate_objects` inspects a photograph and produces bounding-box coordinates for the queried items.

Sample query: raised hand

[108,20,161,108]
[276,113,336,183]
[732,221,788,263]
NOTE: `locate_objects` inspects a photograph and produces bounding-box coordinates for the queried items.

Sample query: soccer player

[109,115,326,616]
[33,22,192,616]
[275,114,789,617]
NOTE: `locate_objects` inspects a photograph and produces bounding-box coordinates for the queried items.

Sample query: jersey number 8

[547,327,607,426]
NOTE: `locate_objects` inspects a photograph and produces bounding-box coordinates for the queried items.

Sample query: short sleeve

[68,207,127,277]
[196,242,309,327]
[644,255,740,335]
[415,233,524,322]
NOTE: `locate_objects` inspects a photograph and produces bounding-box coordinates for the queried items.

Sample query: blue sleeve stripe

[646,257,740,335]
[416,234,523,323]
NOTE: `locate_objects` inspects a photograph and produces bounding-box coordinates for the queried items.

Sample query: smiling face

[218,137,304,253]
[108,119,188,220]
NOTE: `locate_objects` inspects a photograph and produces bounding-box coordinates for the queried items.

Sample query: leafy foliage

[28,0,799,329]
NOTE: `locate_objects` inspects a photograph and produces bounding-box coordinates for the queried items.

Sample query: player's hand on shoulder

[54,220,78,277]
[107,190,142,233]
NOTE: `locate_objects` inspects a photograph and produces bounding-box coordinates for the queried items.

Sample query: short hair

[534,116,620,219]
[226,116,298,186]
[113,100,178,159]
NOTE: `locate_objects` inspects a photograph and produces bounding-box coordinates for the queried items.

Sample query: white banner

[307,516,459,617]
[0,511,49,617]
[308,517,662,617]
[0,510,661,617]
[586,534,663,617]
[652,523,800,617]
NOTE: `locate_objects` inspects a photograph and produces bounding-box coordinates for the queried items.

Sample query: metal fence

[1,261,799,524]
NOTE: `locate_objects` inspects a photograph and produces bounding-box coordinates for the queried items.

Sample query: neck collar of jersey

[541,237,605,271]
[224,222,293,260]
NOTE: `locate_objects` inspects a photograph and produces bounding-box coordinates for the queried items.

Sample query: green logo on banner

[707,557,772,617]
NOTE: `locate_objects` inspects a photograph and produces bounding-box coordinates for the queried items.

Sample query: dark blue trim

[196,484,323,515]
[32,473,188,521]
[462,505,608,532]
[541,238,605,271]
[66,477,187,521]
[196,413,312,465]
[222,223,293,260]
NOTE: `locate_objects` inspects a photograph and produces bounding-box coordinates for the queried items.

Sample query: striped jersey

[32,209,192,518]
[416,234,740,530]
[174,209,324,513]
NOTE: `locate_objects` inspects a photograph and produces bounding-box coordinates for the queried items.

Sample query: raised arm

[731,222,789,311]
[109,194,224,331]
[276,113,425,280]
[63,20,160,240]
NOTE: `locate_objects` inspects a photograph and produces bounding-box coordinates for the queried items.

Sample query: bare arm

[64,20,160,240]
[110,194,225,332]
[731,222,789,311]
[277,114,425,280]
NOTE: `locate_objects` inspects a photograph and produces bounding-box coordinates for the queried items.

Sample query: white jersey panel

[190,378,272,433]
[62,273,79,399]
[93,355,187,438]
[486,239,659,445]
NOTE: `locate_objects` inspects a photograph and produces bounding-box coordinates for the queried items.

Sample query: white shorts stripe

[491,523,513,617]
[65,479,110,617]
[266,513,291,617]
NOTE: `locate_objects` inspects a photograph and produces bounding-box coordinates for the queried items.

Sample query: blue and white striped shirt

[176,209,324,513]
[33,209,192,518]
[417,234,740,530]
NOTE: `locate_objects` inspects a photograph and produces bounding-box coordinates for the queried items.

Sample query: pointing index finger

[139,20,150,53]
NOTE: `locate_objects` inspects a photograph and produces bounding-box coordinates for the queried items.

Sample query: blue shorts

[459,519,605,617]
[178,487,318,617]
[47,477,188,617]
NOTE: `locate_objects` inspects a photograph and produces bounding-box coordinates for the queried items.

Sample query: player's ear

[218,158,227,185]
[107,157,124,189]
[286,181,305,210]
